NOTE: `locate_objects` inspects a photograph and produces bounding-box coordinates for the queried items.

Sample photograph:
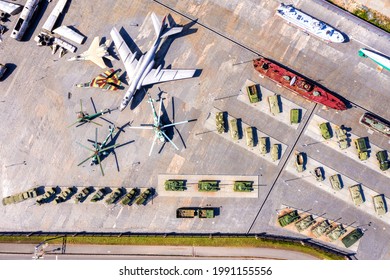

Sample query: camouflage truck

[2,188,38,205]
[164,180,186,191]
[354,137,369,161]
[376,150,389,171]
[246,84,259,103]
[105,187,125,205]
[198,208,216,218]
[271,144,280,162]
[349,184,364,206]
[259,137,268,155]
[290,109,300,124]
[36,187,56,205]
[313,167,324,182]
[329,174,343,191]
[90,188,107,202]
[120,188,138,206]
[176,208,197,218]
[295,152,305,172]
[135,188,153,205]
[335,126,348,149]
[341,228,364,248]
[229,118,239,141]
[278,210,300,227]
[295,215,315,232]
[327,224,346,241]
[215,112,225,134]
[268,95,280,115]
[245,127,254,147]
[311,220,332,237]
[198,180,219,192]
[319,122,332,140]
[74,187,93,204]
[373,195,387,216]
[233,181,253,192]
[54,187,75,204]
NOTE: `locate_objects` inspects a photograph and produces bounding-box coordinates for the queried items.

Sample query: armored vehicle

[198,180,219,192]
[135,188,153,205]
[215,112,225,134]
[245,126,254,147]
[312,220,332,237]
[329,174,343,191]
[327,224,346,241]
[54,187,74,204]
[341,229,364,248]
[229,118,239,141]
[290,109,300,124]
[335,126,348,149]
[295,152,305,172]
[278,210,300,227]
[246,84,259,103]
[271,144,280,161]
[349,184,364,206]
[295,215,315,232]
[3,188,39,205]
[259,137,268,154]
[319,122,332,140]
[36,187,56,205]
[198,208,216,218]
[354,137,369,160]
[268,95,280,115]
[376,150,389,171]
[233,181,253,192]
[165,180,186,191]
[90,188,107,202]
[313,167,324,181]
[105,187,125,205]
[74,187,92,203]
[373,195,387,215]
[176,208,197,218]
[121,188,138,206]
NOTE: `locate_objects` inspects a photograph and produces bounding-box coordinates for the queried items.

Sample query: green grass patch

[0,235,345,260]
[353,8,390,33]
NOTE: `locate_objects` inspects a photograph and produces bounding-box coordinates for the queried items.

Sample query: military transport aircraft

[110,12,198,111]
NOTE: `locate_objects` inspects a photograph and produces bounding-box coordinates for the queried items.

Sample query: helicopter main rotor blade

[129,126,154,130]
[157,94,163,124]
[97,154,104,176]
[87,119,103,126]
[77,153,96,166]
[99,144,118,153]
[162,120,189,129]
[76,142,96,153]
[67,119,83,128]
[95,127,98,148]
[162,131,179,151]
[148,134,158,156]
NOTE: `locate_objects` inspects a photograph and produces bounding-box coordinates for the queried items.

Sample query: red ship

[253,57,347,110]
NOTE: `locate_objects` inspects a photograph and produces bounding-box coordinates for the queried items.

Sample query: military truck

[295,215,315,232]
[319,122,332,140]
[295,152,305,172]
[90,188,107,202]
[354,137,369,160]
[36,187,56,205]
[373,195,387,215]
[341,228,364,248]
[278,210,300,227]
[2,188,39,205]
[135,188,153,205]
[215,112,225,134]
[376,150,389,171]
[233,181,253,192]
[246,84,259,103]
[121,188,138,206]
[165,180,186,191]
[176,208,197,218]
[229,118,239,141]
[245,126,254,147]
[311,220,332,237]
[259,137,268,154]
[349,184,364,206]
[290,109,300,124]
[105,187,125,205]
[271,144,280,161]
[329,174,343,191]
[327,224,346,241]
[198,180,219,192]
[335,126,348,149]
[74,187,93,204]
[313,167,324,182]
[54,187,75,204]
[198,208,216,218]
[268,95,280,115]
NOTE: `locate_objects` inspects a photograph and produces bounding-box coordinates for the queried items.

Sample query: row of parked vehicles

[164,179,254,192]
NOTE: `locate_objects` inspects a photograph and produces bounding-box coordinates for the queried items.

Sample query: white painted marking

[367,129,374,135]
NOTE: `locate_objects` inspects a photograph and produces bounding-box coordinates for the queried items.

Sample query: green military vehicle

[349,184,364,206]
[90,188,107,202]
[245,126,254,147]
[176,208,197,218]
[135,188,153,205]
[229,118,239,141]
[198,208,216,218]
[271,144,280,161]
[376,150,389,171]
[268,95,280,115]
[329,174,343,191]
[54,187,75,204]
[246,84,260,103]
[295,215,315,232]
[36,187,56,205]
[105,187,125,205]
[319,122,332,140]
[373,195,387,215]
[313,167,324,182]
[278,210,300,227]
[327,224,346,241]
[198,180,219,192]
[121,188,138,206]
[312,220,332,237]
[216,112,225,134]
[2,188,39,205]
[74,187,93,204]
[341,228,364,248]
[295,152,305,172]
[335,126,348,149]
[164,180,186,191]
[259,137,268,155]
[290,109,300,124]
[233,181,253,192]
[354,137,369,160]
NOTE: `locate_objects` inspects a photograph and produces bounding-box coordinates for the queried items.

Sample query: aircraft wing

[141,69,196,86]
[110,27,139,79]
[89,57,107,69]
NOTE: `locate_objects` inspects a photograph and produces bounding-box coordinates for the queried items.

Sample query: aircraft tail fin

[151,12,161,37]
[160,27,183,38]
[151,12,183,39]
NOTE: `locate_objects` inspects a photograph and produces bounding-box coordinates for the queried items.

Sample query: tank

[268,95,280,115]
[245,127,254,147]
[376,150,389,171]
[36,187,56,205]
[246,84,259,103]
[198,180,219,192]
[329,174,343,191]
[105,187,125,205]
[295,215,315,232]
[373,195,387,215]
[233,181,253,192]
[290,109,300,124]
[334,126,348,149]
[278,210,300,227]
[359,113,390,138]
[327,224,346,241]
[164,180,186,191]
[341,229,364,248]
[74,187,92,204]
[271,144,280,161]
[259,137,268,154]
[313,167,324,181]
[319,122,331,140]
[90,188,107,202]
[135,188,153,205]
[354,138,369,160]
[311,220,332,237]
[229,119,239,141]
[215,112,225,134]
[295,152,305,172]
[349,184,364,206]
[120,188,138,206]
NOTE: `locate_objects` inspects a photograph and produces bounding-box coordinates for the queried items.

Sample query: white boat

[276,3,345,43]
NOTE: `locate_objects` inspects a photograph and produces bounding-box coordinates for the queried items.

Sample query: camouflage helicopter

[68,99,116,128]
[129,92,194,156]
